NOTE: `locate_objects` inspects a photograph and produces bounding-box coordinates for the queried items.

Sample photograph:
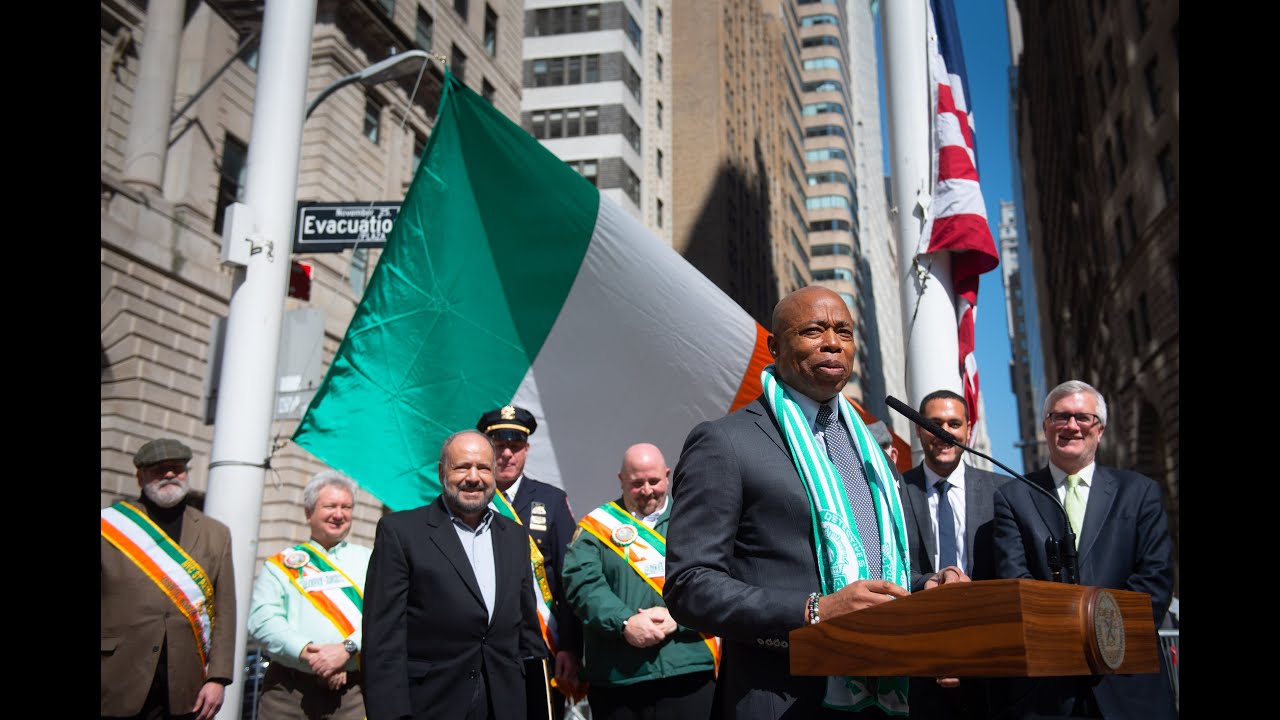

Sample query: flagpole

[202,1,317,717]
[882,0,962,464]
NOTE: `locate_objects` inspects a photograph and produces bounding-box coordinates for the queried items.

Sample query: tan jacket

[101,504,236,716]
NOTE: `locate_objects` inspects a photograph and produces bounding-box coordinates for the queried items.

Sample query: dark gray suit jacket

[900,463,1012,590]
[664,397,909,719]
[993,465,1176,719]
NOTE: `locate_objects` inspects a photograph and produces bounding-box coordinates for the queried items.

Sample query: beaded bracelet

[806,592,821,625]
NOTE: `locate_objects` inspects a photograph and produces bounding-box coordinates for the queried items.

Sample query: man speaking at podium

[993,380,1176,719]
[664,286,964,719]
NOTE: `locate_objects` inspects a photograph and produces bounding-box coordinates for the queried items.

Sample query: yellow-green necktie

[1064,474,1085,548]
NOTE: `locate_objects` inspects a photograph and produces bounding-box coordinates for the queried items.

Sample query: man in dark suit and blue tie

[993,380,1176,719]
[664,286,964,719]
[899,389,1011,718]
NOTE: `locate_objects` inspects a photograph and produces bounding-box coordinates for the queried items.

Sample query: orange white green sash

[490,492,559,653]
[101,502,215,669]
[266,541,364,639]
[578,502,721,674]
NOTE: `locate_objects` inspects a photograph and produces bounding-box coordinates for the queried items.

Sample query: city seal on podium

[1090,589,1126,671]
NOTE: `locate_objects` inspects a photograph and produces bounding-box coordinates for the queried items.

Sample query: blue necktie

[935,479,958,571]
[816,403,881,578]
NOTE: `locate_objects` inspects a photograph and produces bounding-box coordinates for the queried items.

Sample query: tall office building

[670,0,875,406]
[101,0,527,557]
[998,199,1046,472]
[1012,0,1178,583]
[520,0,672,242]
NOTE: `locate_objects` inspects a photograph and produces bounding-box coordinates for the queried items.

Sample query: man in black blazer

[362,430,544,720]
[993,380,1176,719]
[477,405,584,717]
[664,286,963,719]
[899,389,1011,718]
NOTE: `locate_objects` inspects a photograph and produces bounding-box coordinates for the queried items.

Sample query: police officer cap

[133,438,193,468]
[866,420,893,450]
[476,405,538,442]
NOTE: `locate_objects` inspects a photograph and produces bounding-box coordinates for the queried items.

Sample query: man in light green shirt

[248,470,373,720]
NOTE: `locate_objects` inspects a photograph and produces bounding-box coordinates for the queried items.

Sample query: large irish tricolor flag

[293,70,772,514]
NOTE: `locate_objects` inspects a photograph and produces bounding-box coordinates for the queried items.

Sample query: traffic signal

[288,261,313,301]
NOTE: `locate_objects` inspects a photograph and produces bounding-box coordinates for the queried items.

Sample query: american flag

[921,0,1000,424]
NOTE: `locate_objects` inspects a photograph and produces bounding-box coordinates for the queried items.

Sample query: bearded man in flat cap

[102,437,236,720]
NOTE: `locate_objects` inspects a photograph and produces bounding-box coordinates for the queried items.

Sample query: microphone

[885,395,1078,584]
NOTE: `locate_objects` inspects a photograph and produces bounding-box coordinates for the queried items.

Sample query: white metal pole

[882,0,961,464]
[204,1,316,718]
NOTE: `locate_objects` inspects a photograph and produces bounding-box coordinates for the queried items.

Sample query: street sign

[293,201,399,253]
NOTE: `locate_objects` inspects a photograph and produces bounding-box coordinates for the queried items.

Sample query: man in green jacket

[562,443,718,720]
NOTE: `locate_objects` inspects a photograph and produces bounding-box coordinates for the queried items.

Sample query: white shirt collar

[503,473,525,503]
[630,494,670,527]
[921,460,967,490]
[778,378,839,433]
[1049,461,1096,489]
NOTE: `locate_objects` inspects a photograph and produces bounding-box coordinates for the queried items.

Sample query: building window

[624,114,641,153]
[1157,145,1176,205]
[533,55,603,87]
[625,62,642,101]
[567,159,598,186]
[800,13,839,27]
[377,0,395,17]
[804,125,845,139]
[416,8,433,51]
[656,6,663,33]
[656,149,663,178]
[806,195,851,210]
[454,0,469,21]
[812,267,855,282]
[529,106,602,139]
[533,4,603,35]
[656,198,664,228]
[810,219,853,233]
[1144,59,1161,118]
[656,54,664,82]
[801,35,842,49]
[481,78,495,103]
[451,45,468,83]
[623,167,641,205]
[803,79,843,93]
[806,147,848,162]
[807,171,849,186]
[626,11,642,52]
[213,134,248,235]
[364,94,382,143]
[812,242,855,256]
[802,102,845,116]
[802,57,842,72]
[484,5,498,56]
[656,100,663,128]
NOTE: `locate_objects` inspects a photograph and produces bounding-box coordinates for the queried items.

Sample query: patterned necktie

[816,403,881,578]
[935,479,958,570]
[1064,474,1085,548]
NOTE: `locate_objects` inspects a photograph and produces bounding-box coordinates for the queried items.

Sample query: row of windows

[802,35,842,49]
[531,4,602,36]
[806,147,847,163]
[800,14,840,28]
[812,242,855,257]
[533,55,600,87]
[414,3,499,59]
[805,124,845,139]
[806,195,850,210]
[812,267,855,282]
[802,57,842,72]
[803,79,843,94]
[529,107,600,139]
[802,102,844,117]
[807,171,849,186]
[810,219,854,233]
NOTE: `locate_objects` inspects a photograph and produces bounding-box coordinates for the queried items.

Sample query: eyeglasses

[1046,412,1101,429]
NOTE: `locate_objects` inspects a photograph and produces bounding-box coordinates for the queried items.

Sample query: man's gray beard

[444,484,495,517]
[144,480,190,508]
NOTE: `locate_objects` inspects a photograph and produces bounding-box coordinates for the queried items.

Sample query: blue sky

[875,0,1023,466]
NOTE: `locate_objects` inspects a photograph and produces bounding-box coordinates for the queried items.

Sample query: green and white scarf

[760,365,911,715]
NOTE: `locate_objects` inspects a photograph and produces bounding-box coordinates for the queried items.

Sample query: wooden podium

[789,579,1160,678]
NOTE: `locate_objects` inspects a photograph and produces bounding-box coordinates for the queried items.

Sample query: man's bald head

[618,443,670,516]
[766,286,856,402]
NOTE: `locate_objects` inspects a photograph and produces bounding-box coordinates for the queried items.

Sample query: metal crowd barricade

[241,645,270,720]
[1158,628,1179,710]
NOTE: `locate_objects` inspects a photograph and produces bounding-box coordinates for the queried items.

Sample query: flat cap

[476,405,537,442]
[866,420,893,450]
[133,438,193,468]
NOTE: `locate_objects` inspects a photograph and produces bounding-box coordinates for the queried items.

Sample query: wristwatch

[343,639,358,654]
